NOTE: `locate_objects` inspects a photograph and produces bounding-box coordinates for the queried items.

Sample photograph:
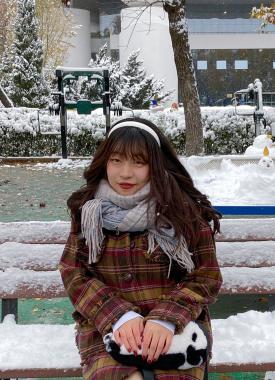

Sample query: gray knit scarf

[81,179,194,278]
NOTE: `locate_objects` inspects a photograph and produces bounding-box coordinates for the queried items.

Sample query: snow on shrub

[0,106,272,156]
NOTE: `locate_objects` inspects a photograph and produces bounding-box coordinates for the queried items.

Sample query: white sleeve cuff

[148,319,175,334]
[112,311,143,332]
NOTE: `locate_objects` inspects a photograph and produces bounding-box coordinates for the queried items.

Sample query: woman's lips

[119,183,135,189]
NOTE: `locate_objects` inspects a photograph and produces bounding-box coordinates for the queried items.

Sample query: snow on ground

[32,158,91,170]
[16,145,275,205]
[0,311,274,369]
[183,157,275,205]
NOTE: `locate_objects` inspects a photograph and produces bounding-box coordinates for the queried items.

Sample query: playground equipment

[53,67,111,159]
[233,78,264,136]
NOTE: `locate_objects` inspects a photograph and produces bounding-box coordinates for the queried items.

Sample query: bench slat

[1,363,275,378]
[2,241,275,271]
[1,267,275,298]
[217,218,275,242]
[1,219,275,244]
[0,368,82,378]
[0,242,63,271]
[217,241,275,267]
[209,362,275,372]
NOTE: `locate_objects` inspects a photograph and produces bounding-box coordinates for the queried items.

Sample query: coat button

[122,273,134,282]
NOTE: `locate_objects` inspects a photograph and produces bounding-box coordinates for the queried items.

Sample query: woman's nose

[120,163,133,177]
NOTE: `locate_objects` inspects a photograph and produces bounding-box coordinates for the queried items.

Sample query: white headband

[108,121,161,147]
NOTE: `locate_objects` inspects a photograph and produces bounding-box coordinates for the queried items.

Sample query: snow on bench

[1,219,275,243]
[217,241,275,267]
[0,221,69,244]
[2,241,275,271]
[0,310,275,376]
[217,218,275,241]
[0,267,275,299]
[0,242,63,271]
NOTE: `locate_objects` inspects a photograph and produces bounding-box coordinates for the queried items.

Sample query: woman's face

[106,153,150,195]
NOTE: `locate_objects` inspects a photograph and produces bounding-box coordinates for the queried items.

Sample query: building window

[216,60,227,69]
[197,60,207,70]
[273,61,275,69]
[235,60,248,69]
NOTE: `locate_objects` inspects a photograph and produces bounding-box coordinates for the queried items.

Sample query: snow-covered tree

[82,43,172,109]
[119,50,172,109]
[0,48,13,90]
[81,43,121,101]
[251,4,275,26]
[3,0,50,108]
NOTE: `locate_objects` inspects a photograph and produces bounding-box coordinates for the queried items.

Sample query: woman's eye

[135,161,145,166]
[110,158,120,163]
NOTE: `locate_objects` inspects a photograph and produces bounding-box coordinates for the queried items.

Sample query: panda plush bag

[103,321,208,370]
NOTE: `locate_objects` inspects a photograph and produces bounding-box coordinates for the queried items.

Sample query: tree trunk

[163,0,204,156]
[0,85,13,107]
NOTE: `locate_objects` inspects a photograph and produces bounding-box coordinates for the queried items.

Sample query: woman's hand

[141,321,173,363]
[113,317,144,355]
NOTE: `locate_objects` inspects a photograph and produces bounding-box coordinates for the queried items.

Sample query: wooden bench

[1,216,275,378]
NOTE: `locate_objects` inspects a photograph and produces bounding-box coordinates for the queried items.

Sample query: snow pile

[185,158,275,205]
[33,158,91,170]
[0,311,274,368]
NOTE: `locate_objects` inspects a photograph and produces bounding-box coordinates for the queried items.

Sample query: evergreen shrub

[0,107,263,157]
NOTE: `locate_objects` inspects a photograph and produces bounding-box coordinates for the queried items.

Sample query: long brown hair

[67,117,221,247]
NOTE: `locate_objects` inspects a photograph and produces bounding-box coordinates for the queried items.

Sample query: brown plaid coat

[59,221,222,380]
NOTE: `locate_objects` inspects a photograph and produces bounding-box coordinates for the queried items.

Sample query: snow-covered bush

[202,108,255,154]
[0,106,272,157]
[0,0,50,108]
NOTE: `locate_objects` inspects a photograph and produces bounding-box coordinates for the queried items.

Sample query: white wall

[119,7,178,101]
[65,8,91,67]
[190,33,275,49]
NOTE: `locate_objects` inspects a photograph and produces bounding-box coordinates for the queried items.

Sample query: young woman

[59,117,223,380]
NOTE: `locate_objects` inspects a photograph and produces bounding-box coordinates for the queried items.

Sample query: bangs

[108,127,149,162]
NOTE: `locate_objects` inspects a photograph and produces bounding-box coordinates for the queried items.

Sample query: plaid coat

[59,220,222,380]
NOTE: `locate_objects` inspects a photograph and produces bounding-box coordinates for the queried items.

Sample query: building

[67,1,275,105]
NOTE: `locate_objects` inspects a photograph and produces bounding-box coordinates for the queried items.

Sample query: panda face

[103,321,207,371]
